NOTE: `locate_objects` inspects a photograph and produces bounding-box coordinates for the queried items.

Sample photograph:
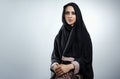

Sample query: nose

[68,13,72,18]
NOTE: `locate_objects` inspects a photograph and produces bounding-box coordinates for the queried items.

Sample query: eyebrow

[65,11,75,14]
[65,10,75,12]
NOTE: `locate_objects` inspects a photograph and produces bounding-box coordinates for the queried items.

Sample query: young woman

[50,2,94,79]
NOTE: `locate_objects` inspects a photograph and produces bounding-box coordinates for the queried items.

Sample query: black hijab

[56,2,91,58]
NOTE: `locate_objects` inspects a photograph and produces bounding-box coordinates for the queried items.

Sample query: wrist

[51,63,59,71]
[68,64,74,70]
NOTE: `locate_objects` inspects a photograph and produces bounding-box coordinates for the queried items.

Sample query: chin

[68,23,73,25]
[69,24,74,26]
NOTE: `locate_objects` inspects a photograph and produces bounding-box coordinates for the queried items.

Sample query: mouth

[68,19,73,22]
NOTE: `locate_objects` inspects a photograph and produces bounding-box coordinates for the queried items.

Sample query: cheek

[73,16,76,22]
[65,16,69,23]
[65,15,68,20]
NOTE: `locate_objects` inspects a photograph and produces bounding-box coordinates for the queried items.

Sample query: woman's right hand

[54,64,74,76]
[52,64,64,76]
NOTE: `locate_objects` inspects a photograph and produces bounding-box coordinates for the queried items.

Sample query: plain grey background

[0,0,120,79]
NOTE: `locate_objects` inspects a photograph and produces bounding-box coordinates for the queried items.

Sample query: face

[65,6,76,26]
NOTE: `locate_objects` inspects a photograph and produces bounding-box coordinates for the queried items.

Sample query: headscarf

[57,2,91,58]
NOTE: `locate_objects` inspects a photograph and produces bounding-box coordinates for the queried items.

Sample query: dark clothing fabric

[51,2,94,79]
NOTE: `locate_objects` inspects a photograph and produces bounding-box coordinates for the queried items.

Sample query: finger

[56,72,62,76]
[55,67,61,72]
[56,69,64,76]
[56,68,63,74]
[56,71,64,77]
[55,66,62,72]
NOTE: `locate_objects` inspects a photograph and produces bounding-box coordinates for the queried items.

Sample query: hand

[55,64,74,76]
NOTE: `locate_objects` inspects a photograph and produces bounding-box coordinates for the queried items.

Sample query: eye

[65,11,70,15]
[72,11,75,15]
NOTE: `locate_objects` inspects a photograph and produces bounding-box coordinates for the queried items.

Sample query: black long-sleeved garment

[51,2,94,79]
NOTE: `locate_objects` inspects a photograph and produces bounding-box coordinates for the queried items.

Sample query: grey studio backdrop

[0,0,120,79]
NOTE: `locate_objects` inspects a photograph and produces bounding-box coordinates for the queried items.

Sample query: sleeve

[76,33,93,75]
[50,37,61,72]
[71,61,80,74]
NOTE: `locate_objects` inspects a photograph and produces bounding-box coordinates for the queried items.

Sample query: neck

[70,24,74,27]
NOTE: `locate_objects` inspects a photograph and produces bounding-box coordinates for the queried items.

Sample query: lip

[68,19,73,22]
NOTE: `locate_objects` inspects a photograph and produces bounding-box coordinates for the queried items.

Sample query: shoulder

[56,25,65,39]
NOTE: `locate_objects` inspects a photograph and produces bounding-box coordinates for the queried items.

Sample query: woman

[50,2,94,79]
